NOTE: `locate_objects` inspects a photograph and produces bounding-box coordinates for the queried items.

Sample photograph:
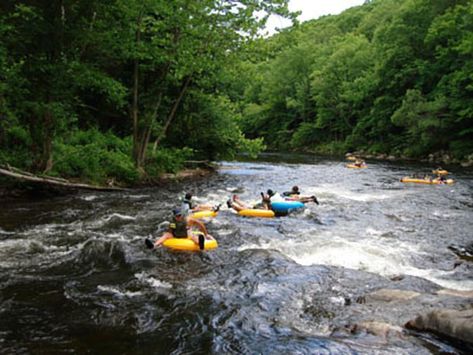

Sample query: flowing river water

[1,155,472,354]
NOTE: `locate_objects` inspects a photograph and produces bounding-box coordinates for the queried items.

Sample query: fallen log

[0,165,127,192]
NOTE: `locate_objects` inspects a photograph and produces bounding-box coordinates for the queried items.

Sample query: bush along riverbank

[0,127,218,190]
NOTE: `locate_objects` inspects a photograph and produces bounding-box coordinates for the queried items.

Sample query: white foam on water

[103,213,136,222]
[105,233,130,241]
[310,184,411,202]
[0,238,66,253]
[127,194,150,199]
[287,236,404,275]
[86,213,137,229]
[398,266,473,291]
[239,229,473,291]
[225,186,241,192]
[21,223,79,236]
[0,238,74,269]
[0,228,15,235]
[429,209,458,219]
[196,191,227,204]
[237,239,276,252]
[366,227,384,236]
[135,272,173,289]
[97,285,143,298]
[334,191,393,202]
[81,195,98,201]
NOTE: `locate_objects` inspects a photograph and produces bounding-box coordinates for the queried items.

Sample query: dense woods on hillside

[235,0,473,162]
[1,0,472,185]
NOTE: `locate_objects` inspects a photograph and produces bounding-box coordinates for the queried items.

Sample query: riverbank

[0,165,216,199]
[159,167,214,182]
[346,150,473,167]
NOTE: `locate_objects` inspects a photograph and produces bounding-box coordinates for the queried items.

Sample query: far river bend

[1,154,472,354]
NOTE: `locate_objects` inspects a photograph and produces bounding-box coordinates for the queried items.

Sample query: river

[1,155,472,354]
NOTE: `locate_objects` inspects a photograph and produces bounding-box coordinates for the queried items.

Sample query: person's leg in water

[189,231,214,250]
[299,195,319,204]
[227,200,246,211]
[145,231,173,250]
[227,195,250,211]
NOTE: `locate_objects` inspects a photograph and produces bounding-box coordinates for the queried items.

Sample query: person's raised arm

[188,218,208,236]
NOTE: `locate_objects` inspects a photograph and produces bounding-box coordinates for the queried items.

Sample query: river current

[1,155,472,354]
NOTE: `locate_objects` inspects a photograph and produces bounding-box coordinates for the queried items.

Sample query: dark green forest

[237,0,473,161]
[1,0,472,185]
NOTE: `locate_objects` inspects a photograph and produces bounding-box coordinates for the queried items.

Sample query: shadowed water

[1,155,472,353]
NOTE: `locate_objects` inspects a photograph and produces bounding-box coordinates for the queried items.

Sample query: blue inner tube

[271,201,304,213]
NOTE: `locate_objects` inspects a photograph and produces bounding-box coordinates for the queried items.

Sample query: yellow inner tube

[238,209,275,218]
[190,210,217,219]
[400,177,454,185]
[163,237,218,251]
[346,164,366,169]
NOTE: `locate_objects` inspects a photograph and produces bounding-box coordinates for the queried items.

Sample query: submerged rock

[405,308,473,346]
[327,277,473,352]
[366,288,421,303]
[352,321,405,339]
[436,289,473,298]
[449,243,473,262]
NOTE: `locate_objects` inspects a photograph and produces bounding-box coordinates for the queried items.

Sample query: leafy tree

[107,0,292,171]
[167,90,265,160]
[0,0,293,181]
[424,2,473,157]
[391,89,449,155]
[233,0,472,160]
[0,1,126,172]
[311,34,375,142]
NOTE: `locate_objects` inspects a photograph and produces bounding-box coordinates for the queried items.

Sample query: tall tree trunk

[136,93,163,167]
[31,108,54,173]
[132,12,143,169]
[153,76,192,149]
[42,109,54,173]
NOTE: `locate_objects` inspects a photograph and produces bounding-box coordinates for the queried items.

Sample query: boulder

[436,289,473,298]
[405,308,473,345]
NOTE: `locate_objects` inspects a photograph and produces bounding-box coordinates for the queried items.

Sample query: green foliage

[3,125,31,147]
[365,142,394,155]
[232,0,472,161]
[312,34,375,140]
[290,123,321,149]
[52,130,138,184]
[449,140,473,160]
[1,0,292,183]
[0,117,33,168]
[312,141,347,155]
[167,91,266,160]
[145,147,193,175]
